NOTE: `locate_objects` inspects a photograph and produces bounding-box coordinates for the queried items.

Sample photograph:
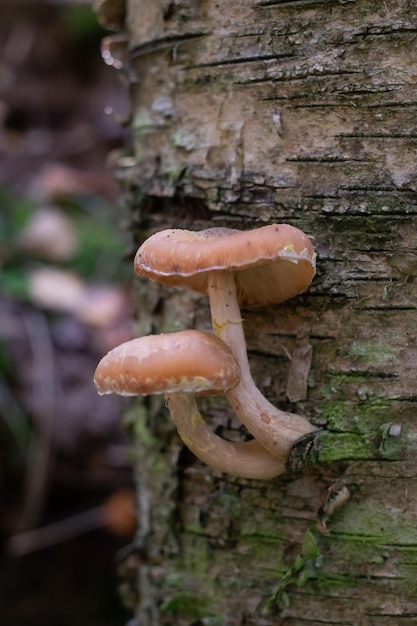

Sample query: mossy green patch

[160,591,219,622]
[333,503,417,546]
[310,431,373,464]
[264,528,327,613]
[288,416,405,469]
[342,340,397,368]
[321,397,392,434]
[123,403,157,447]
[317,373,369,403]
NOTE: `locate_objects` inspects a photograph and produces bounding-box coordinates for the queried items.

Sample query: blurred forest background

[0,1,136,624]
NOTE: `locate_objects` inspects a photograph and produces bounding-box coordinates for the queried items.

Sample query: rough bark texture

[102,0,417,624]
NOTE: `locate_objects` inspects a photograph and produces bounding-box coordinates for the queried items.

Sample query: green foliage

[0,189,32,298]
[70,205,128,282]
[62,4,107,42]
[1,268,28,300]
[0,338,31,466]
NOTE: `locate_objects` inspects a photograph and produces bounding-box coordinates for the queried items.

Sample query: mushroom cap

[94,330,240,396]
[134,224,316,307]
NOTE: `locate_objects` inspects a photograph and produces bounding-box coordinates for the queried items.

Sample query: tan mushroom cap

[134,224,316,307]
[94,330,240,396]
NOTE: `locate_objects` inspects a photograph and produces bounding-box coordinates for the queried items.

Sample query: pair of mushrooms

[94,224,317,479]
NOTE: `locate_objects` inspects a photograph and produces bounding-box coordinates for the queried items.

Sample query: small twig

[17,308,57,532]
[8,488,136,556]
[8,507,103,556]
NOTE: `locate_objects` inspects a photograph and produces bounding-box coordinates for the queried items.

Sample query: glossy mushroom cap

[94,329,240,396]
[134,224,316,307]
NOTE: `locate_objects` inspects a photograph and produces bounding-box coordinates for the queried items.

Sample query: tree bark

[100,0,417,624]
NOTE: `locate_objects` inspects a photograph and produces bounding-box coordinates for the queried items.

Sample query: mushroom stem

[165,391,285,479]
[207,270,316,458]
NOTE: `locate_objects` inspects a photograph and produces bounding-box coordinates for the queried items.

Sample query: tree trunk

[100,0,417,623]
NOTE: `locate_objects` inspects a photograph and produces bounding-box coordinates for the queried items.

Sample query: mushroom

[94,329,286,478]
[134,224,317,459]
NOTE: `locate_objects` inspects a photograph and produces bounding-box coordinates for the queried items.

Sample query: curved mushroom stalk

[208,270,316,458]
[165,391,286,479]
